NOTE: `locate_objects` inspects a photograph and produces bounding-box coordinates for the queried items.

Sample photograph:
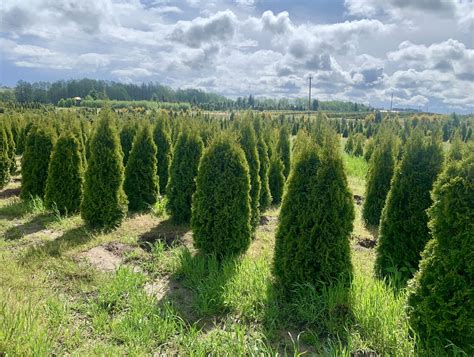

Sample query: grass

[0,148,462,356]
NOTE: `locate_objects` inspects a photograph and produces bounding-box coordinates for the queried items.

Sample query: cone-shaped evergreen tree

[406,151,473,354]
[124,124,159,212]
[167,129,203,224]
[81,110,128,230]
[273,132,354,291]
[239,122,261,231]
[268,156,285,205]
[277,126,291,178]
[120,121,137,166]
[0,123,10,189]
[375,129,443,284]
[44,133,84,214]
[191,134,251,258]
[21,125,56,199]
[257,136,272,211]
[5,121,16,174]
[153,115,172,195]
[362,131,396,226]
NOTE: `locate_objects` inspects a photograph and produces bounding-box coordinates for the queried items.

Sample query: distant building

[73,96,82,105]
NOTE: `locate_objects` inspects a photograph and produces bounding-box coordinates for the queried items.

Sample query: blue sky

[0,0,473,113]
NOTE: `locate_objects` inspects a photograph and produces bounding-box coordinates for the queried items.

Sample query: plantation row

[0,108,473,354]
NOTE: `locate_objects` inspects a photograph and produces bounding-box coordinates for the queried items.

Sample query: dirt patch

[0,187,21,199]
[144,275,195,319]
[259,215,277,225]
[353,195,363,205]
[78,242,134,272]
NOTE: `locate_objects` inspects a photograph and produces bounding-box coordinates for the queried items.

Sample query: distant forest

[1,78,372,112]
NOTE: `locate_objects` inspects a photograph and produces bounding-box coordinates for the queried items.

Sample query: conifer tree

[406,151,473,354]
[375,129,443,284]
[345,133,354,154]
[167,129,203,224]
[5,121,16,174]
[120,121,137,166]
[363,131,396,226]
[239,122,261,231]
[44,133,83,214]
[191,135,251,258]
[124,124,159,212]
[268,156,285,205]
[257,136,272,211]
[0,123,10,189]
[81,109,128,230]
[153,115,172,195]
[277,126,291,178]
[21,125,56,199]
[273,132,354,290]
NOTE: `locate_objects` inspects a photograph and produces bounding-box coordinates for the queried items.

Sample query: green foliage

[362,132,396,226]
[191,134,251,258]
[257,136,272,211]
[375,129,443,285]
[124,124,159,212]
[5,121,17,174]
[344,134,354,154]
[407,152,473,354]
[120,121,137,166]
[268,156,285,205]
[276,126,291,178]
[44,133,84,214]
[166,129,203,224]
[81,109,128,230]
[153,115,172,195]
[239,122,261,231]
[273,133,354,291]
[0,122,10,189]
[21,125,56,199]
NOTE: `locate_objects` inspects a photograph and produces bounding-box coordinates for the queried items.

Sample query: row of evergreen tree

[1,107,471,354]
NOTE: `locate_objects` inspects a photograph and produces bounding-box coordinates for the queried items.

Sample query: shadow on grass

[138,218,189,251]
[0,199,31,219]
[4,213,56,240]
[166,250,240,327]
[0,187,21,200]
[261,280,354,354]
[20,225,93,264]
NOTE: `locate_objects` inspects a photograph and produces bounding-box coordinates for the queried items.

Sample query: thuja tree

[406,151,473,354]
[124,124,159,212]
[273,132,354,291]
[239,122,261,231]
[191,134,251,258]
[375,129,444,284]
[5,121,16,174]
[268,156,285,205]
[277,125,291,178]
[44,133,84,214]
[81,110,128,230]
[0,122,10,189]
[153,114,172,195]
[257,136,272,211]
[120,121,137,166]
[362,131,396,226]
[21,125,56,200]
[167,129,203,224]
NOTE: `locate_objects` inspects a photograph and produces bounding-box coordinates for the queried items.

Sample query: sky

[0,0,473,113]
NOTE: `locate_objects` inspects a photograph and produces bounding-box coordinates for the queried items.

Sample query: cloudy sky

[0,0,473,113]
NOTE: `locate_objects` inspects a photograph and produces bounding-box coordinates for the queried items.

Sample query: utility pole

[390,92,393,111]
[308,75,313,112]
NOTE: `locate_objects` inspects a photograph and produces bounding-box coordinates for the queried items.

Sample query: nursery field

[0,108,472,356]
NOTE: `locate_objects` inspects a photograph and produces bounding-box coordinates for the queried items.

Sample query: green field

[0,148,423,356]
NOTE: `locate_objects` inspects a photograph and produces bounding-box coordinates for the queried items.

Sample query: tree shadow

[152,249,241,330]
[261,280,354,354]
[4,213,56,240]
[0,199,30,219]
[0,187,21,199]
[138,218,190,251]
[21,225,93,263]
